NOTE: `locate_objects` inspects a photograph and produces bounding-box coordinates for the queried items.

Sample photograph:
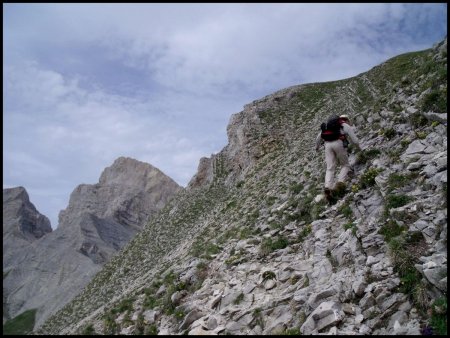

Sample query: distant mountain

[38,38,448,335]
[3,157,181,329]
[3,186,52,293]
[3,186,52,242]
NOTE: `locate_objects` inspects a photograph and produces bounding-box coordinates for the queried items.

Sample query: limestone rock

[301,301,345,334]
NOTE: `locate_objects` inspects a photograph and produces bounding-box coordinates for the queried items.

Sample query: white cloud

[90,3,444,96]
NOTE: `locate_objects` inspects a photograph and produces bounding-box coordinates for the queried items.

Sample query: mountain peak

[3,186,28,203]
[3,186,52,241]
[98,156,173,189]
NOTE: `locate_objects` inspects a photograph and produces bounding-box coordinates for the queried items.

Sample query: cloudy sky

[3,3,447,229]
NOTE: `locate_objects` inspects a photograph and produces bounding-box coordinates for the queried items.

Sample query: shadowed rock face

[3,187,52,285]
[57,157,182,262]
[3,186,53,325]
[3,186,52,242]
[3,157,182,328]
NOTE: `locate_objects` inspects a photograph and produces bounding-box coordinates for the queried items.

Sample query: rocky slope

[38,38,447,335]
[3,157,181,329]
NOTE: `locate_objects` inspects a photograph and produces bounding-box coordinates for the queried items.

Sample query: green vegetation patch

[81,323,96,335]
[409,112,430,128]
[382,127,397,140]
[190,230,222,259]
[294,84,328,110]
[262,270,277,281]
[338,202,353,219]
[385,194,414,210]
[111,297,135,314]
[387,172,419,192]
[343,222,357,236]
[355,148,381,165]
[3,309,37,335]
[374,50,427,85]
[260,236,289,256]
[103,312,119,335]
[378,219,407,242]
[358,167,383,189]
[430,297,447,335]
[310,199,327,220]
[290,182,304,194]
[295,194,324,224]
[420,88,447,114]
[279,327,302,335]
[388,232,428,305]
[233,292,245,305]
[297,223,312,242]
[257,108,276,123]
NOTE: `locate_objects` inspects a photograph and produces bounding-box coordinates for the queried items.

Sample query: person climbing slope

[315,114,361,203]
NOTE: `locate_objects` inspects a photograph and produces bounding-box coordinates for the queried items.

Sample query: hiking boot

[333,182,347,198]
[324,188,334,204]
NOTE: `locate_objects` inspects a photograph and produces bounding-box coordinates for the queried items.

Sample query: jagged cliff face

[3,187,52,302]
[39,39,447,335]
[3,186,52,243]
[3,157,181,329]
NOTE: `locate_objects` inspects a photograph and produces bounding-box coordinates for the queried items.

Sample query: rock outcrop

[3,186,52,244]
[3,157,181,329]
[38,38,447,335]
[3,187,52,324]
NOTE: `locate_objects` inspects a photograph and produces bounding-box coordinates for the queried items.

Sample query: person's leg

[336,142,351,184]
[324,142,337,189]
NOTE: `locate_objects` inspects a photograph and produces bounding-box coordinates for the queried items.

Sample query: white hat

[340,114,349,119]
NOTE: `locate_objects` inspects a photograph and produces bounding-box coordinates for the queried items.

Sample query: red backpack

[320,116,345,142]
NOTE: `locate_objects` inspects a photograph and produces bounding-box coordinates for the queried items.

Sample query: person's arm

[315,131,323,150]
[342,123,360,148]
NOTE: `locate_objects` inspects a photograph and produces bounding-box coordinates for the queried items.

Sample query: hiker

[315,114,361,201]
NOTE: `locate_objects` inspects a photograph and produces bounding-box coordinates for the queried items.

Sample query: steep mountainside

[39,38,447,335]
[3,186,53,310]
[3,157,181,330]
[3,187,52,324]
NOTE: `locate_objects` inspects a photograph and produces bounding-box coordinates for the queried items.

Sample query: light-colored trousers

[324,139,351,189]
